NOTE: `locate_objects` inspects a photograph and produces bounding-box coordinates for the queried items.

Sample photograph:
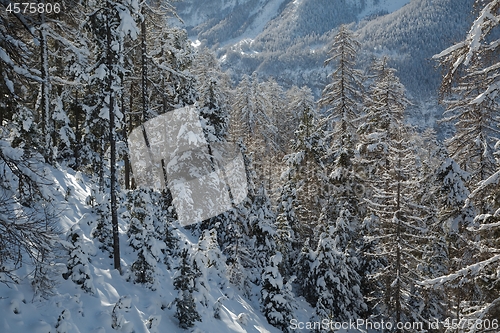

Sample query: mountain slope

[175,0,475,129]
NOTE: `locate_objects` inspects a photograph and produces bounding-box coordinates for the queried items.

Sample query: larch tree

[318,24,363,152]
[434,0,500,214]
[282,86,326,246]
[357,57,429,327]
[425,0,500,326]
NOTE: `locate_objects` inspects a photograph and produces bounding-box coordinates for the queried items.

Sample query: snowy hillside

[0,164,289,333]
[3,0,500,332]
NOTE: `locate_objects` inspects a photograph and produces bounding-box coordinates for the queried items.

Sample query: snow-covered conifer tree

[308,223,365,325]
[275,176,300,275]
[249,184,277,279]
[319,24,363,148]
[435,0,500,214]
[425,1,500,324]
[192,48,231,143]
[260,253,296,333]
[125,189,165,290]
[282,87,326,245]
[173,249,202,329]
[63,224,96,294]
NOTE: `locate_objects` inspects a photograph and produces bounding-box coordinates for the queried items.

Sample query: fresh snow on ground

[0,164,364,333]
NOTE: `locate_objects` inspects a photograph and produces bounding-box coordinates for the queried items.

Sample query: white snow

[0,163,304,333]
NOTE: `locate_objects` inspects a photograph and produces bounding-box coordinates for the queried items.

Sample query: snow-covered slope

[0,165,283,333]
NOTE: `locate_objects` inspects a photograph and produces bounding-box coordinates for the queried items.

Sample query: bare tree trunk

[40,8,52,163]
[141,7,148,122]
[106,4,121,274]
[395,144,402,330]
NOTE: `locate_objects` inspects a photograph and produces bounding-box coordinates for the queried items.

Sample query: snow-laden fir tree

[88,184,114,254]
[275,175,300,276]
[307,220,365,328]
[173,249,202,329]
[63,222,97,294]
[196,229,228,289]
[260,252,296,333]
[125,189,166,290]
[152,189,179,269]
[191,229,229,315]
[192,48,231,143]
[281,86,326,246]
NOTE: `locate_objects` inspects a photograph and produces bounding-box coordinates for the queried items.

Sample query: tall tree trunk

[106,3,121,274]
[40,8,52,163]
[141,7,148,122]
[74,91,81,168]
[395,143,402,330]
[124,91,130,190]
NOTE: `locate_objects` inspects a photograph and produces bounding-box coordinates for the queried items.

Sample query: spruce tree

[63,224,96,294]
[125,189,165,290]
[249,184,277,279]
[308,222,365,326]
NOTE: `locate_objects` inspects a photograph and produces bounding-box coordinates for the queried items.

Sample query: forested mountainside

[1,0,500,332]
[176,0,474,109]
